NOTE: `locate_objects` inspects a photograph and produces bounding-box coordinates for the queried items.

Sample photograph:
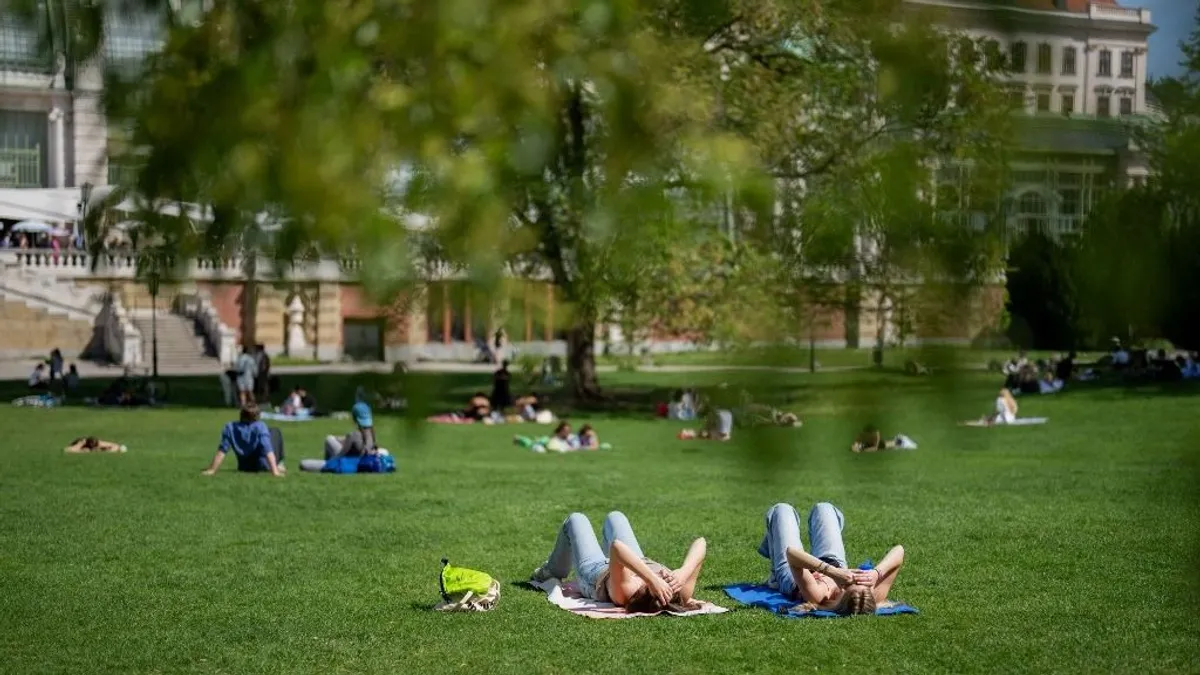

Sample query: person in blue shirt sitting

[202,402,285,477]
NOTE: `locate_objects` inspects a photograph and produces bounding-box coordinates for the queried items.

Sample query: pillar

[48,108,65,188]
[545,284,554,341]
[524,284,532,342]
[464,294,472,343]
[441,283,451,345]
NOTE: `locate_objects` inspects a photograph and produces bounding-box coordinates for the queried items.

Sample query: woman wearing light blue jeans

[531,511,707,613]
[759,502,906,615]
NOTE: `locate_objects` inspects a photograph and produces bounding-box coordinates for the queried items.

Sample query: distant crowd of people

[998,339,1200,397]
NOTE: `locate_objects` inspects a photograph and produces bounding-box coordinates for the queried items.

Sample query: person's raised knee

[812,501,838,513]
[605,510,629,523]
[767,502,795,518]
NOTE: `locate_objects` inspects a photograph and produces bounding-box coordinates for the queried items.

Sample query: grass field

[1,369,1198,674]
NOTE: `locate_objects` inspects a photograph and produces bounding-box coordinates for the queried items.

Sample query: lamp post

[77,182,92,248]
[147,268,160,379]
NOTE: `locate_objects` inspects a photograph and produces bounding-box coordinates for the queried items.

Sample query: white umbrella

[10,220,55,233]
[113,220,141,231]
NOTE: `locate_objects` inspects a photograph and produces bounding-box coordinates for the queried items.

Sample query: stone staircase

[130,313,222,372]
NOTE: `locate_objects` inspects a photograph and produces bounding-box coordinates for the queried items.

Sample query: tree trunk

[566,319,603,401]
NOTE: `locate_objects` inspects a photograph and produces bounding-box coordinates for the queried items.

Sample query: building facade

[913,0,1156,240]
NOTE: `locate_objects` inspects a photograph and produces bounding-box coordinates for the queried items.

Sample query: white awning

[0,188,81,222]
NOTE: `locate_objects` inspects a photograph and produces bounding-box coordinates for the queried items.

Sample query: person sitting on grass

[201,403,285,477]
[65,437,127,453]
[973,388,1018,426]
[678,408,734,441]
[28,363,48,390]
[758,502,905,615]
[1054,351,1076,383]
[1037,371,1065,395]
[530,511,707,614]
[64,364,80,395]
[300,401,377,472]
[851,426,916,453]
[280,386,318,416]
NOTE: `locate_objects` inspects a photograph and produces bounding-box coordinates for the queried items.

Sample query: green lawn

[1,371,1197,674]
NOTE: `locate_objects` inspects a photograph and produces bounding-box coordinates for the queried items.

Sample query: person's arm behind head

[672,537,707,603]
[609,540,673,605]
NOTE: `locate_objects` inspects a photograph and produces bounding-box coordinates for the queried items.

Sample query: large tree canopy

[25,0,1013,394]
[1074,8,1200,349]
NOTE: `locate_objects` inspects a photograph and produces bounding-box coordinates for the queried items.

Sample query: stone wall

[0,298,97,360]
[340,284,422,361]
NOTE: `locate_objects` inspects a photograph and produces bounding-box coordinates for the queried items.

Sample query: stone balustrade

[0,249,362,282]
[96,294,143,367]
[1,249,552,283]
[1089,3,1150,23]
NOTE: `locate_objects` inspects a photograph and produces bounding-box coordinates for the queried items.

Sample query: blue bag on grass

[322,456,360,474]
[357,452,396,473]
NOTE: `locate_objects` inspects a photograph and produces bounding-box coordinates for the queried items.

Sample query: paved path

[0,358,874,382]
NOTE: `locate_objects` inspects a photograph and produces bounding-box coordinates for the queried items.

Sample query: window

[103,9,166,77]
[1016,191,1048,238]
[1007,88,1026,109]
[1059,189,1081,217]
[1119,97,1133,115]
[1036,92,1051,112]
[0,110,48,187]
[1120,51,1134,78]
[983,39,1006,71]
[0,14,54,73]
[1062,46,1077,75]
[1010,42,1028,72]
[1097,95,1111,117]
[1037,43,1052,74]
[1098,49,1112,77]
[1061,93,1075,115]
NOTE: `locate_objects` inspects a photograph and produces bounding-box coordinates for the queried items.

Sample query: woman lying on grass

[64,437,127,453]
[759,502,905,615]
[531,511,707,613]
[851,426,916,452]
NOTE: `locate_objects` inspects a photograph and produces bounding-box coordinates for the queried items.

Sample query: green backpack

[436,558,500,612]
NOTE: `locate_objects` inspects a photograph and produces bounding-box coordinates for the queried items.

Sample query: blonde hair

[1000,388,1018,416]
[833,584,877,616]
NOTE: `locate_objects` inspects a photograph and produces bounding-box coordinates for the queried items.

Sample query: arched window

[1018,191,1047,215]
[1014,190,1050,238]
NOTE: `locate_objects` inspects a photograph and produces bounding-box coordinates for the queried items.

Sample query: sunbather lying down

[515,423,608,453]
[851,426,917,452]
[531,511,707,614]
[759,502,905,615]
[743,404,801,427]
[65,437,127,453]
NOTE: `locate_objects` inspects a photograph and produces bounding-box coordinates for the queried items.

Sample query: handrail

[176,289,237,365]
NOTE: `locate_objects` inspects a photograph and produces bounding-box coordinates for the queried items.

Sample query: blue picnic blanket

[723,583,919,618]
[261,412,314,422]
